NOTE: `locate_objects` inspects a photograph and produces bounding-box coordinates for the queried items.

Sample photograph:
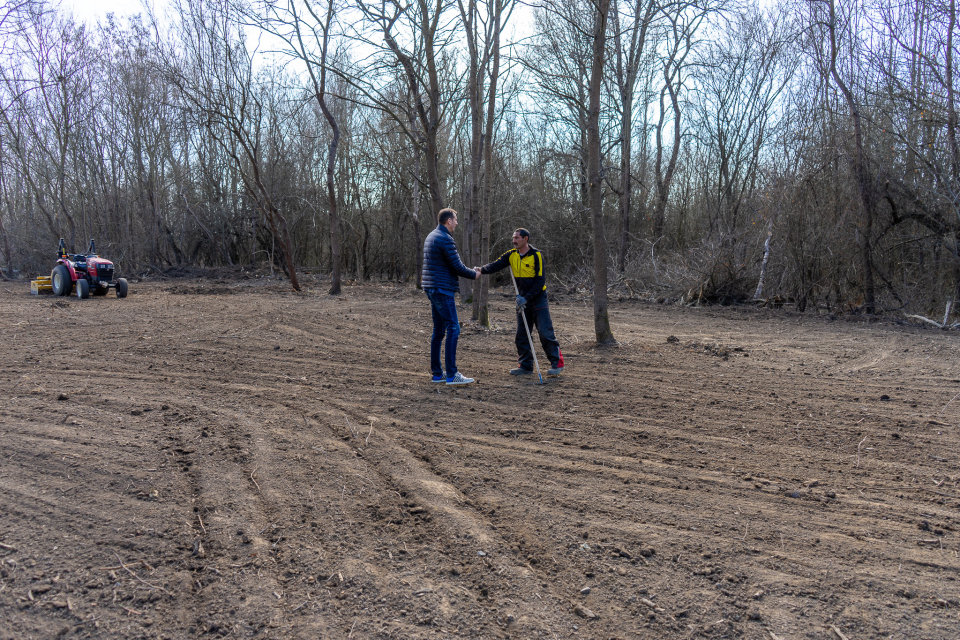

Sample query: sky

[65,0,147,24]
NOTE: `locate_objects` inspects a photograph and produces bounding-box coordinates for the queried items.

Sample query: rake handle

[510,269,544,384]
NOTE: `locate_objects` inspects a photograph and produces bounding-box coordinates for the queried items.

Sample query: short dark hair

[514,228,530,239]
[439,208,457,225]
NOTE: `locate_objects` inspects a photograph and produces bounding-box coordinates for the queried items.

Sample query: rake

[510,270,545,385]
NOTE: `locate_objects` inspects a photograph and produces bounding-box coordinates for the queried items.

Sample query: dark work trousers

[425,288,461,377]
[515,292,562,370]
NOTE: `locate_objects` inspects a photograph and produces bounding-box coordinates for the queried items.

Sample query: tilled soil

[1,277,958,640]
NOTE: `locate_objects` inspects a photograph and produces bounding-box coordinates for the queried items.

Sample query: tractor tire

[51,265,72,296]
[116,278,128,298]
[76,278,90,299]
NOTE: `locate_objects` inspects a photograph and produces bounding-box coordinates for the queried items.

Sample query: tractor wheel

[51,265,71,296]
[76,278,90,299]
[116,278,128,298]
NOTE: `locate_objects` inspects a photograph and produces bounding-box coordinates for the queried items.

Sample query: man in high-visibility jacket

[478,228,564,376]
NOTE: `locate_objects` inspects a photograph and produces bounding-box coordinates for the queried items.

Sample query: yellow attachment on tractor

[31,276,52,295]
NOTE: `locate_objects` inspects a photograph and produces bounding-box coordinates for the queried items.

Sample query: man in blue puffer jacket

[422,208,479,385]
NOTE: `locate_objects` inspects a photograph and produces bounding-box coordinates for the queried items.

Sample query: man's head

[512,228,530,252]
[439,208,458,231]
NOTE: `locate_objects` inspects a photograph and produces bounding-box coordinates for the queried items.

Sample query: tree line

[1,0,957,340]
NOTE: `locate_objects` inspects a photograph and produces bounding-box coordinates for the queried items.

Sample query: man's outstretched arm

[478,249,513,275]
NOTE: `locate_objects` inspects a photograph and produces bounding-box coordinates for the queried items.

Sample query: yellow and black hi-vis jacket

[479,246,547,300]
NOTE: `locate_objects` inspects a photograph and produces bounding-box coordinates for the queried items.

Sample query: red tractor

[51,238,128,299]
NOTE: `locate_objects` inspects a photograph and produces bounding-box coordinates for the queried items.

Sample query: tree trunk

[325,117,342,295]
[377,0,447,218]
[465,4,482,310]
[618,89,633,272]
[459,0,486,317]
[0,159,11,278]
[947,0,958,185]
[828,0,875,313]
[587,0,615,344]
[612,0,655,273]
[652,67,682,243]
[478,0,503,328]
[0,225,11,279]
[295,0,342,294]
[412,144,424,289]
[754,215,775,299]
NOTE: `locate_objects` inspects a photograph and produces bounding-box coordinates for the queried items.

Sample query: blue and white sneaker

[432,373,447,383]
[445,372,475,386]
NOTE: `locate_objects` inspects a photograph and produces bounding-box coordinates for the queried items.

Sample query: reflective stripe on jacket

[479,247,546,299]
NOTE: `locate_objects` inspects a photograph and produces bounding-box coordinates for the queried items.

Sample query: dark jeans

[425,288,461,377]
[516,292,562,370]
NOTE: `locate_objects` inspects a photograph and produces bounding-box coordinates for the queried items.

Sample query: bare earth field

[1,275,959,640]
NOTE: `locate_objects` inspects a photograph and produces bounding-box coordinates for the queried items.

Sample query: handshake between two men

[471,265,525,311]
[422,210,564,386]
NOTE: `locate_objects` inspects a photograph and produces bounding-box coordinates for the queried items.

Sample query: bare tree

[352,0,458,218]
[164,0,301,290]
[477,0,510,326]
[458,0,484,308]
[870,0,960,305]
[258,0,344,293]
[524,0,595,222]
[586,0,616,343]
[102,16,198,271]
[0,0,41,277]
[0,136,14,278]
[610,0,657,272]
[458,0,513,324]
[807,0,876,313]
[693,6,795,237]
[408,83,425,287]
[0,9,97,250]
[650,2,705,242]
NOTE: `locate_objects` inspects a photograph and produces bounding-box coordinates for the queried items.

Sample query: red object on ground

[51,238,128,299]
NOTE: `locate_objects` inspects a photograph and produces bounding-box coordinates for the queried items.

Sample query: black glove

[515,295,527,312]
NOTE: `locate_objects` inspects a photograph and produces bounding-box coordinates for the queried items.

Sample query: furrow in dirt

[2,282,959,640]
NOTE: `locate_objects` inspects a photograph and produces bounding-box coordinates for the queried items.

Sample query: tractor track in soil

[0,276,959,639]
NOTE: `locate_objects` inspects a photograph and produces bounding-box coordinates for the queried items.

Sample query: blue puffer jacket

[422,225,477,292]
